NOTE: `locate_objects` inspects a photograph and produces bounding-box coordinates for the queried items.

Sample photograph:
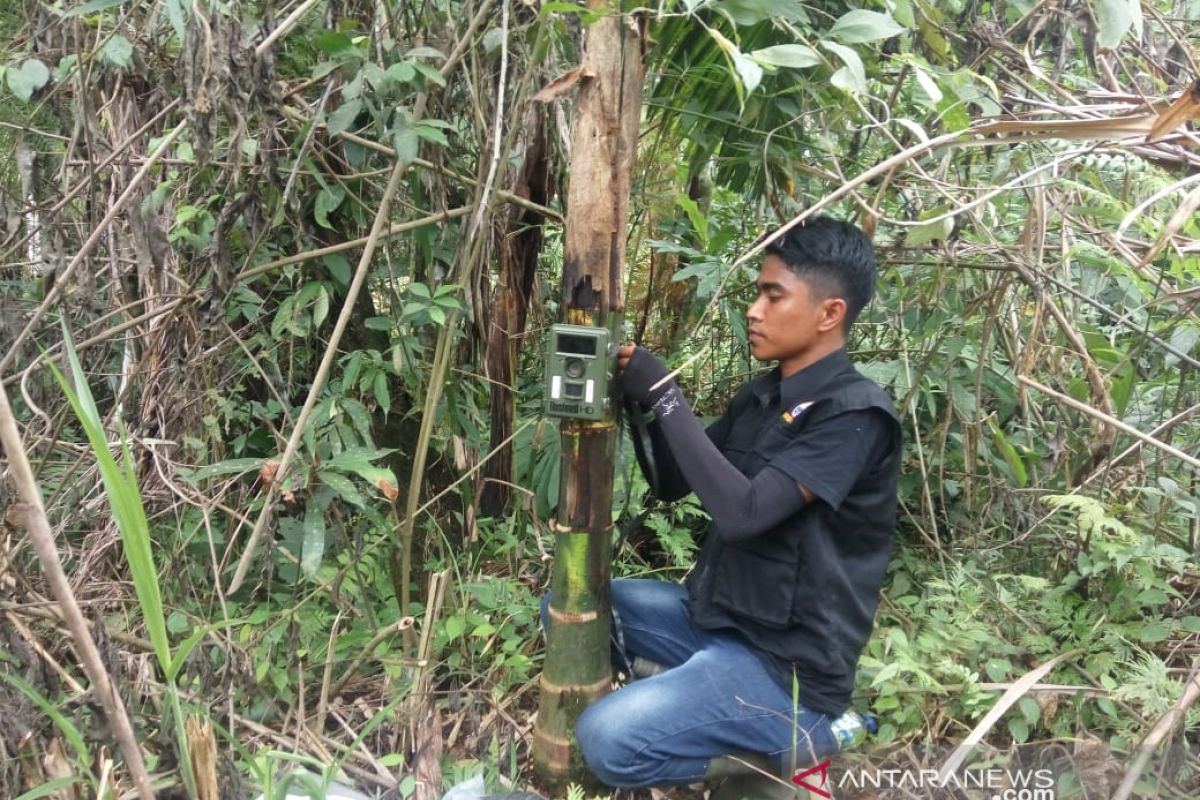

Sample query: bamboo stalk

[0,382,156,800]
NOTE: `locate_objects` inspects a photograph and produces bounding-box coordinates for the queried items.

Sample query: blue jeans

[539,578,837,788]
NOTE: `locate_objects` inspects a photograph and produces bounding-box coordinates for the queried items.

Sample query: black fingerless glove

[618,347,675,407]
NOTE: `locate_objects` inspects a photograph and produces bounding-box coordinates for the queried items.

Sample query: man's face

[746,255,846,375]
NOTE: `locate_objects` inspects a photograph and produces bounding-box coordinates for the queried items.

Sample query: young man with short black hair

[541,216,901,797]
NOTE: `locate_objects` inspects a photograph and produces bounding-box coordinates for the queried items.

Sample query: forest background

[1,0,1199,798]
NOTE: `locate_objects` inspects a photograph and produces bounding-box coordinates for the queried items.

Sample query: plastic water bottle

[829,710,877,751]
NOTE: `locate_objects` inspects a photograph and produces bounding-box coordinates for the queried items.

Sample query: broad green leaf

[829,9,906,44]
[374,371,391,413]
[912,64,942,104]
[822,41,867,94]
[411,59,446,87]
[319,470,367,508]
[387,61,416,83]
[7,59,50,103]
[312,287,329,328]
[182,457,264,482]
[164,0,187,41]
[314,184,345,229]
[316,31,354,55]
[61,0,126,17]
[407,46,446,60]
[1095,0,1142,49]
[906,216,953,246]
[988,419,1028,488]
[750,44,821,69]
[103,34,134,68]
[413,123,449,146]
[326,99,362,135]
[324,253,351,286]
[393,127,419,164]
[675,194,709,244]
[301,498,326,578]
[730,50,763,96]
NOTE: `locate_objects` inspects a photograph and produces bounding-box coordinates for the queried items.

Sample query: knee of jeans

[576,704,647,788]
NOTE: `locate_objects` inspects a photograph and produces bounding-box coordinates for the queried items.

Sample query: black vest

[685,363,901,716]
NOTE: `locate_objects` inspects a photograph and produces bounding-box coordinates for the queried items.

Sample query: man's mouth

[748,330,764,343]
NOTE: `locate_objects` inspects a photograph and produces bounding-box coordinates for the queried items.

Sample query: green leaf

[411,59,446,87]
[325,448,397,488]
[750,44,821,69]
[0,672,88,765]
[48,322,170,673]
[444,615,466,641]
[1137,621,1168,643]
[906,216,953,246]
[988,419,1028,487]
[829,9,906,44]
[316,31,354,55]
[675,194,709,244]
[822,41,867,94]
[1007,716,1030,743]
[6,59,50,103]
[386,61,416,84]
[1095,0,1142,49]
[312,287,329,328]
[407,46,446,60]
[14,777,82,800]
[61,0,127,17]
[326,99,362,135]
[319,470,367,508]
[314,184,345,229]
[167,610,190,634]
[103,34,134,68]
[373,371,391,413]
[182,457,264,483]
[393,127,419,164]
[413,123,449,147]
[164,0,188,41]
[301,498,326,579]
[324,253,351,286]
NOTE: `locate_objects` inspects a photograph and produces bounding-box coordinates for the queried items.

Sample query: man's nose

[747,298,764,323]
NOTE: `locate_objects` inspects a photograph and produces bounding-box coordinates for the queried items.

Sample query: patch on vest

[781,401,814,424]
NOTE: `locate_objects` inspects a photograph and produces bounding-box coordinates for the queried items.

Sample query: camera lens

[565,358,585,378]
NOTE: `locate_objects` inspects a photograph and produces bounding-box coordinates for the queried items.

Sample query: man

[542,217,901,797]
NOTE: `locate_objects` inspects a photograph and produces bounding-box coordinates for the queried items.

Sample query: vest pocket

[711,540,797,629]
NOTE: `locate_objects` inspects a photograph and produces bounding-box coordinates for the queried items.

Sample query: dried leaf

[1147,79,1200,142]
[260,460,280,485]
[532,67,592,103]
[973,114,1156,140]
[378,477,399,503]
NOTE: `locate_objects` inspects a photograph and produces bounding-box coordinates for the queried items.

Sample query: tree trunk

[479,110,555,517]
[532,3,644,787]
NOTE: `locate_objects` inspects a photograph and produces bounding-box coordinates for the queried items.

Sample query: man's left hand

[617,344,674,406]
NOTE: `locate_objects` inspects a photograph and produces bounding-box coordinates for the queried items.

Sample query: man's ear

[818,297,847,332]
